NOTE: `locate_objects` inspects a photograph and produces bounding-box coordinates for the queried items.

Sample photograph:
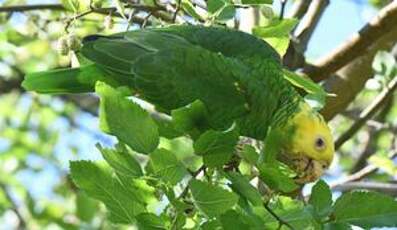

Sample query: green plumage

[22,25,301,139]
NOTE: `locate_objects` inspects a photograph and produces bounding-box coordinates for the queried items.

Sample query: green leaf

[240,145,259,165]
[149,148,188,185]
[308,180,332,220]
[190,179,238,217]
[220,210,250,229]
[75,192,98,222]
[70,161,145,224]
[226,172,263,206]
[171,100,210,135]
[258,163,298,193]
[96,82,159,154]
[207,0,225,13]
[136,213,168,230]
[193,128,239,167]
[333,191,397,228]
[61,0,80,12]
[268,196,318,229]
[283,69,328,111]
[97,144,143,177]
[216,5,236,22]
[241,0,272,5]
[324,222,352,230]
[253,18,298,56]
[253,19,298,37]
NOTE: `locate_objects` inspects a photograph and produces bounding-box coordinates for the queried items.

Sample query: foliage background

[0,0,397,229]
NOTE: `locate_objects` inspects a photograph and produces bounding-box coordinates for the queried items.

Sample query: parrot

[22,25,334,183]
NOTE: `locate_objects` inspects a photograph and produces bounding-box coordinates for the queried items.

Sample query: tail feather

[22,64,107,94]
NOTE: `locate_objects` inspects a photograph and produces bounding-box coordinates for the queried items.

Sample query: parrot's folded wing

[22,64,107,94]
[132,46,249,129]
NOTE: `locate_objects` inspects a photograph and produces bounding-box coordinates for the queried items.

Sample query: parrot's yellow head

[278,102,334,184]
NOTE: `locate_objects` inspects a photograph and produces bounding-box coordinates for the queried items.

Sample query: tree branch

[0,4,65,12]
[288,0,312,19]
[332,182,397,196]
[284,0,329,69]
[334,75,397,150]
[303,1,397,82]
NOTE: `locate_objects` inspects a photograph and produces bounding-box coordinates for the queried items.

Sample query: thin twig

[334,75,397,150]
[303,1,397,82]
[0,183,27,229]
[0,3,65,12]
[288,0,312,19]
[173,0,182,22]
[178,165,206,200]
[264,201,295,230]
[330,151,397,188]
[284,0,329,69]
[279,0,288,20]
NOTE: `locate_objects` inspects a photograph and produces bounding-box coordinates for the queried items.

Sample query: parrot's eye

[314,136,326,151]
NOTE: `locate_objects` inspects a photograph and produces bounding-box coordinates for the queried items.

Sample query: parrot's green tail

[22,64,107,94]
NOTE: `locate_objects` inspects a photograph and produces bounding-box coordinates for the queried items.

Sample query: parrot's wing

[132,46,249,130]
[154,25,280,61]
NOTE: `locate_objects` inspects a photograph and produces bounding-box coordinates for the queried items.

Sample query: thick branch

[303,1,397,82]
[334,76,397,150]
[288,0,312,19]
[0,4,65,12]
[332,182,397,196]
[284,0,329,69]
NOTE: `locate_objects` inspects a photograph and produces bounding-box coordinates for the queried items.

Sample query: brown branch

[288,0,312,19]
[284,0,329,69]
[264,201,295,230]
[330,151,397,188]
[0,3,65,12]
[334,75,397,150]
[303,1,397,82]
[332,182,397,196]
[350,97,394,173]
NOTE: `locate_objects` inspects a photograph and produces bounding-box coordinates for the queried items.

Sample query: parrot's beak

[277,154,330,184]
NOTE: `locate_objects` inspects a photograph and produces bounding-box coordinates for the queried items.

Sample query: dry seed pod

[104,15,113,30]
[67,33,81,51]
[57,36,69,56]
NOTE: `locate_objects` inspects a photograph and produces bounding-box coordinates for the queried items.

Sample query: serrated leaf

[216,5,236,22]
[226,172,263,206]
[97,144,143,177]
[149,148,187,185]
[136,213,168,230]
[70,161,144,224]
[253,18,298,56]
[309,180,332,220]
[220,210,250,229]
[258,163,298,193]
[333,191,397,228]
[190,179,238,217]
[96,82,159,154]
[193,128,239,167]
